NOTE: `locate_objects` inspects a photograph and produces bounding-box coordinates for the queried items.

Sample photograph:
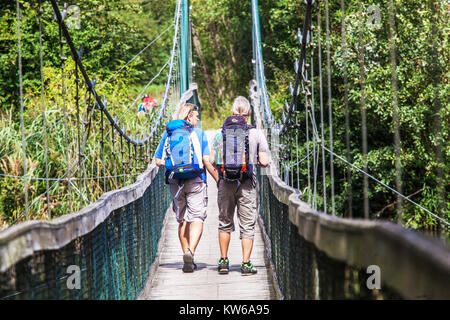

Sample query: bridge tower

[180,0,191,95]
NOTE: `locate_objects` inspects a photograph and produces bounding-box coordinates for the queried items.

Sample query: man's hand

[203,155,219,183]
[257,152,269,167]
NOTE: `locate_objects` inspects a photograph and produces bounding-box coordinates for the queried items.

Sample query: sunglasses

[186,103,199,116]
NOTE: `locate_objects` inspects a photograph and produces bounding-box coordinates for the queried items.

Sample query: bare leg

[188,221,203,254]
[178,221,189,253]
[219,232,231,259]
[241,238,253,263]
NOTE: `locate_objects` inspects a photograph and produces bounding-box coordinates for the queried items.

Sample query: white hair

[231,96,250,116]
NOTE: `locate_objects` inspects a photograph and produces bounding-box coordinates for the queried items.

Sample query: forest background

[0,0,448,236]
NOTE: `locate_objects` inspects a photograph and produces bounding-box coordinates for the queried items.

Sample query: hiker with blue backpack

[154,103,218,273]
[210,96,269,275]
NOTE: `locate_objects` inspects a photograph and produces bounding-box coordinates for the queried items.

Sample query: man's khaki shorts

[169,178,208,224]
[217,178,257,239]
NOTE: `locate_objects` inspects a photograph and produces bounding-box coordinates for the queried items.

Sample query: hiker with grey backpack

[154,103,219,273]
[210,96,269,275]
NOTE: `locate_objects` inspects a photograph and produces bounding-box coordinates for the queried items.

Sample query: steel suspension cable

[306,77,311,203]
[317,3,327,213]
[325,0,335,215]
[16,0,29,220]
[38,1,51,219]
[340,0,353,218]
[59,19,73,212]
[75,50,83,202]
[357,0,369,219]
[310,28,318,210]
[428,0,446,233]
[388,0,404,224]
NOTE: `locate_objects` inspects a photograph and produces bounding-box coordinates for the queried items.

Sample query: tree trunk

[191,25,218,113]
[208,21,226,100]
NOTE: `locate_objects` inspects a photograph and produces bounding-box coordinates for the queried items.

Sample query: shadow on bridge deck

[138,130,277,300]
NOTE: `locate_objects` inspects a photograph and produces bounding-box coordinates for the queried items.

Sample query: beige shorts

[217,178,257,239]
[169,178,208,224]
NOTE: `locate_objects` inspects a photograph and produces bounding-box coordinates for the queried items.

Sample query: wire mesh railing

[0,166,171,300]
[251,81,450,299]
[257,168,404,299]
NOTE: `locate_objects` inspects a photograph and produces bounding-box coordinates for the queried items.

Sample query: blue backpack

[164,120,204,180]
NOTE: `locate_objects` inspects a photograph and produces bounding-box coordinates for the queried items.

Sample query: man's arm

[257,151,269,167]
[153,132,168,167]
[209,147,216,165]
[203,155,219,182]
[256,129,270,167]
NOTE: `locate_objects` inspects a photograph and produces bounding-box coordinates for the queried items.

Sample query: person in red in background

[143,95,158,109]
[138,94,158,120]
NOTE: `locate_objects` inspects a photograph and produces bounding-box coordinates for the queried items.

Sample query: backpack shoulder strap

[190,130,204,169]
[161,134,170,161]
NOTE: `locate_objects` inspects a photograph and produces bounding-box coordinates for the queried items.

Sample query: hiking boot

[240,261,257,276]
[182,249,195,273]
[218,257,229,274]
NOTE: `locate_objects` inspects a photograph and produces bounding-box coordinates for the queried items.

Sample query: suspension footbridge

[0,0,449,300]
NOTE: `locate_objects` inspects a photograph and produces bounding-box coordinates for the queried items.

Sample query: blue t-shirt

[154,127,210,183]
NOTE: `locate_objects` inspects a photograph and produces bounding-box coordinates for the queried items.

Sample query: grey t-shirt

[212,128,269,185]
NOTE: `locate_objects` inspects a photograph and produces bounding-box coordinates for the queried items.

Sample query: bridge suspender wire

[38,0,51,219]
[16,0,29,221]
[429,0,446,233]
[388,0,404,224]
[59,12,73,213]
[317,2,326,213]
[324,0,335,216]
[310,28,318,210]
[75,50,83,199]
[159,0,182,119]
[357,0,369,219]
[340,0,353,218]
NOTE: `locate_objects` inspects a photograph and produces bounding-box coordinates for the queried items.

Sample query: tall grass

[0,60,167,229]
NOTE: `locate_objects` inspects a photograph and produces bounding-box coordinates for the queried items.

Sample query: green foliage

[262,0,449,232]
[191,0,253,121]
[0,0,175,227]
[0,0,448,235]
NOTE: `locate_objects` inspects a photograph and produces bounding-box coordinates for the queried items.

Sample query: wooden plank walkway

[138,130,278,300]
